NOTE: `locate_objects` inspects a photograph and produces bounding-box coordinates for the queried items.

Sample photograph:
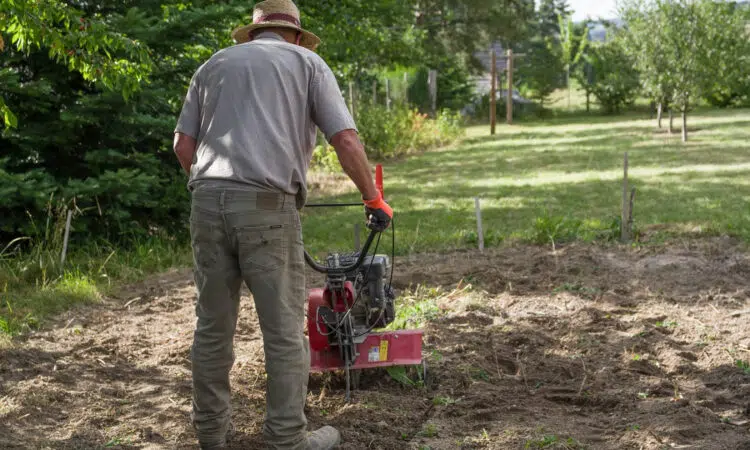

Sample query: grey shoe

[307,426,341,450]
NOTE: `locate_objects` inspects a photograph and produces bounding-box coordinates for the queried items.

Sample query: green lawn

[302,108,750,256]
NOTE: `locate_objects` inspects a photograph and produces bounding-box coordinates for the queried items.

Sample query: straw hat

[231,0,321,51]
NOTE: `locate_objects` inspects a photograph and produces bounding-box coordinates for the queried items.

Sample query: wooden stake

[60,209,73,266]
[507,49,514,125]
[475,198,485,252]
[428,69,438,116]
[490,48,497,135]
[621,152,630,242]
[628,187,636,237]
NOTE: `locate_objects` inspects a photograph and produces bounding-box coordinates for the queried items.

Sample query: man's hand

[363,193,393,232]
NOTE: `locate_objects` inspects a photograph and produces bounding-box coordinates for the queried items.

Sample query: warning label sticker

[379,340,389,362]
[368,346,380,362]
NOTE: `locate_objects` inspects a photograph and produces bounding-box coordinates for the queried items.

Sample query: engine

[325,253,396,330]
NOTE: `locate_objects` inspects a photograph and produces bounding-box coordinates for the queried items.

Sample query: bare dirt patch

[2,237,750,449]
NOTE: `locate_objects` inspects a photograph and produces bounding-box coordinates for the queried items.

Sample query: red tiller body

[310,329,424,372]
[307,286,423,370]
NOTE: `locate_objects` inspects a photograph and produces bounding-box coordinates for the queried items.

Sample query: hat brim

[231,22,321,51]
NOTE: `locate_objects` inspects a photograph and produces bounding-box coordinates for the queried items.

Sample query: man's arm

[330,130,379,200]
[173,71,201,174]
[310,61,392,230]
[330,129,392,231]
[173,132,197,174]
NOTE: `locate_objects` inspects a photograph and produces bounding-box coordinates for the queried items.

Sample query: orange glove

[363,192,393,232]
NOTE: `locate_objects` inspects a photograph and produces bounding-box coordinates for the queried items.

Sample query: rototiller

[304,166,423,402]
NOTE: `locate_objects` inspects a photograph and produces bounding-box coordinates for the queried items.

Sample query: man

[172,0,393,449]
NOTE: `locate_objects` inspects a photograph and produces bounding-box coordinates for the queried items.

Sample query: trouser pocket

[235,224,287,274]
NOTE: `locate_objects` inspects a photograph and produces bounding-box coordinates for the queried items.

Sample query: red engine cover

[307,282,356,352]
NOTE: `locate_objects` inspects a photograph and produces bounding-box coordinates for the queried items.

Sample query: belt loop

[219,191,226,210]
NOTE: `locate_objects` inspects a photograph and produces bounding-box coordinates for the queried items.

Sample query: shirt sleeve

[174,73,201,139]
[311,62,357,142]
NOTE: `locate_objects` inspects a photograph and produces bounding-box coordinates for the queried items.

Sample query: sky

[569,0,619,21]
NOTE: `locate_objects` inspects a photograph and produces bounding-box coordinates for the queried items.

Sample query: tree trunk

[668,109,674,134]
[586,91,590,112]
[566,65,571,109]
[657,103,663,128]
[681,109,688,143]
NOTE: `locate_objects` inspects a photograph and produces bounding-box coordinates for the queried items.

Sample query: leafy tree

[556,14,588,108]
[0,1,248,240]
[408,54,475,112]
[574,60,596,112]
[299,0,420,79]
[582,40,640,113]
[0,0,153,128]
[699,2,750,107]
[412,0,536,64]
[538,0,572,39]
[517,37,564,108]
[620,0,748,142]
[619,4,674,128]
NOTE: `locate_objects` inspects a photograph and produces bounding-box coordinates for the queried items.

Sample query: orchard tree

[699,1,750,107]
[555,14,588,108]
[620,0,749,142]
[517,36,564,108]
[620,3,674,129]
[579,40,640,113]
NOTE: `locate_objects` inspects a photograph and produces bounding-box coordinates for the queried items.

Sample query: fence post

[490,48,497,135]
[474,198,485,252]
[60,209,73,266]
[621,152,630,242]
[428,69,438,116]
[507,49,514,125]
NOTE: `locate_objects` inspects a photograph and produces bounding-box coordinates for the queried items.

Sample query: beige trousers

[189,186,310,449]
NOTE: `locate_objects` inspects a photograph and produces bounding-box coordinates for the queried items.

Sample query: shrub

[350,104,464,163]
[311,105,464,170]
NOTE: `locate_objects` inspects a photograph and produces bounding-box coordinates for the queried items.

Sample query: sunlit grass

[302,108,750,256]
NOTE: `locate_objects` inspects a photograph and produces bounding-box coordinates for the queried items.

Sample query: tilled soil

[1,237,750,449]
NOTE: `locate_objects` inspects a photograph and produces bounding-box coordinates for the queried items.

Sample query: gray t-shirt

[174,32,356,208]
